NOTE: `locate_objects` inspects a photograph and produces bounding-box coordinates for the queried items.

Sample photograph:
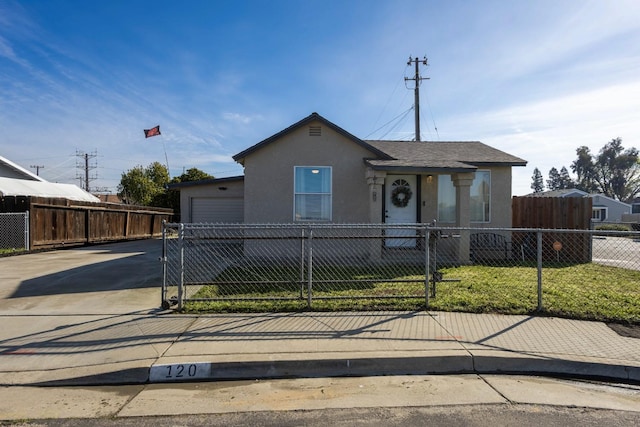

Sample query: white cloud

[223,112,259,125]
[449,80,640,195]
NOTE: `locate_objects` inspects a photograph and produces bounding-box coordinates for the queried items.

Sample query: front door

[385,175,417,247]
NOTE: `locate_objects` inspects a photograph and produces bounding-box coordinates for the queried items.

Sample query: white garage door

[190,198,244,223]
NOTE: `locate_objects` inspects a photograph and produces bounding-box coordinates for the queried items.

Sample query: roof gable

[232,112,391,163]
[0,155,46,181]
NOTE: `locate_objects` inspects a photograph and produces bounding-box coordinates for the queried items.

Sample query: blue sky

[1,0,639,196]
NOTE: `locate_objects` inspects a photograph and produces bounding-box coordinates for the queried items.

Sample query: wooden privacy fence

[512,196,593,262]
[0,196,172,250]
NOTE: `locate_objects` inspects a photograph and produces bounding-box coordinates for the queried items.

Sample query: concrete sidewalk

[1,310,639,386]
[0,240,638,387]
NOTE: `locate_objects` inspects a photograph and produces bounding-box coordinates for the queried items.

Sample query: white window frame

[293,166,332,222]
[591,207,607,221]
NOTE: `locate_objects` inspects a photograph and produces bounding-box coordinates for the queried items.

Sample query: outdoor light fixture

[311,169,320,174]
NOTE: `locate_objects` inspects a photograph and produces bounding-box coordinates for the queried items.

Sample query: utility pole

[75,149,98,192]
[30,165,44,176]
[405,56,429,141]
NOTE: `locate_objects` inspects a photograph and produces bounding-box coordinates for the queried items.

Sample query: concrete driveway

[0,239,163,315]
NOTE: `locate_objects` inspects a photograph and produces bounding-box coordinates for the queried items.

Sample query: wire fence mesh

[161,223,640,320]
[0,212,29,252]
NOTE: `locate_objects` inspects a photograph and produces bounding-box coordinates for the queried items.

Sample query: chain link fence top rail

[161,223,640,320]
[0,212,29,252]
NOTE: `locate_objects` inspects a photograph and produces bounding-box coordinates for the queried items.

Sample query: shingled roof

[364,140,527,173]
[231,112,527,173]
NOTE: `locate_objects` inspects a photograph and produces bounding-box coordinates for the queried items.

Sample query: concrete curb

[19,353,640,387]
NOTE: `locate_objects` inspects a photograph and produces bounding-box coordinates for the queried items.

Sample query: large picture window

[438,171,491,223]
[294,166,332,221]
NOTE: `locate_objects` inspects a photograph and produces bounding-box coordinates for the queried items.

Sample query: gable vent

[309,126,321,136]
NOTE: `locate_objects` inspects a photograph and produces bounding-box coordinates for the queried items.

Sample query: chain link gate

[160,223,447,310]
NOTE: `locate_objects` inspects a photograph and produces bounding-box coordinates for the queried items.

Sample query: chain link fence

[161,223,640,319]
[0,212,29,252]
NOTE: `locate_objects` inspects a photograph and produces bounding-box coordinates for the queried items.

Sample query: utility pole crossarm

[404,55,429,141]
[30,165,45,176]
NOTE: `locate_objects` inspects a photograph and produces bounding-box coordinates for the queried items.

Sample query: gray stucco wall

[242,120,374,223]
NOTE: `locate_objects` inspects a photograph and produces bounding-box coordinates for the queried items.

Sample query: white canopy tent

[0,177,100,202]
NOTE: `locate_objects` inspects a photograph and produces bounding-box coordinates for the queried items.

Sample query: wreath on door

[390,179,412,208]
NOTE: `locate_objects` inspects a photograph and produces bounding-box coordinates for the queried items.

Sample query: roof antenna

[405,56,429,141]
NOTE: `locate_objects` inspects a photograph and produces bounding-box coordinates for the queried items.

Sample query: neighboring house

[0,154,99,202]
[0,155,46,181]
[526,189,632,223]
[172,113,527,260]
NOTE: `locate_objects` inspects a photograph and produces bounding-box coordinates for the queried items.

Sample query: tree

[118,163,213,210]
[547,166,575,191]
[558,166,574,189]
[593,138,639,202]
[571,139,639,201]
[546,167,561,191]
[530,167,544,193]
[118,162,169,206]
[162,167,214,212]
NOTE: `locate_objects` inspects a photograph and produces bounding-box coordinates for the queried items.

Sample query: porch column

[366,168,386,260]
[453,172,474,264]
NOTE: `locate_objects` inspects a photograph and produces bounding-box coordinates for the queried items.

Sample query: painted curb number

[149,362,211,382]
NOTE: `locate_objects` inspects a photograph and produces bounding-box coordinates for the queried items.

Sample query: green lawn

[184,263,640,325]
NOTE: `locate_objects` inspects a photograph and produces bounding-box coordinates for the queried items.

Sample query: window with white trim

[294,166,332,221]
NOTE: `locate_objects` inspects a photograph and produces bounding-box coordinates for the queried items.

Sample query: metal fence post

[178,223,185,310]
[424,228,430,309]
[300,227,306,299]
[24,211,30,251]
[307,227,313,309]
[161,221,168,309]
[537,230,543,311]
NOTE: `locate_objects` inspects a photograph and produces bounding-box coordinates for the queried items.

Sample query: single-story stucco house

[172,112,526,234]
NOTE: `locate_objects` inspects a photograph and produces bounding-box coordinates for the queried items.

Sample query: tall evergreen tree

[558,166,575,189]
[546,167,561,191]
[531,167,544,193]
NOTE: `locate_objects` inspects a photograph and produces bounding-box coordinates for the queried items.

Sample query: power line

[364,107,414,139]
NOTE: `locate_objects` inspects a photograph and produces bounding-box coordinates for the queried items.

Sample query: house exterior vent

[309,126,321,136]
